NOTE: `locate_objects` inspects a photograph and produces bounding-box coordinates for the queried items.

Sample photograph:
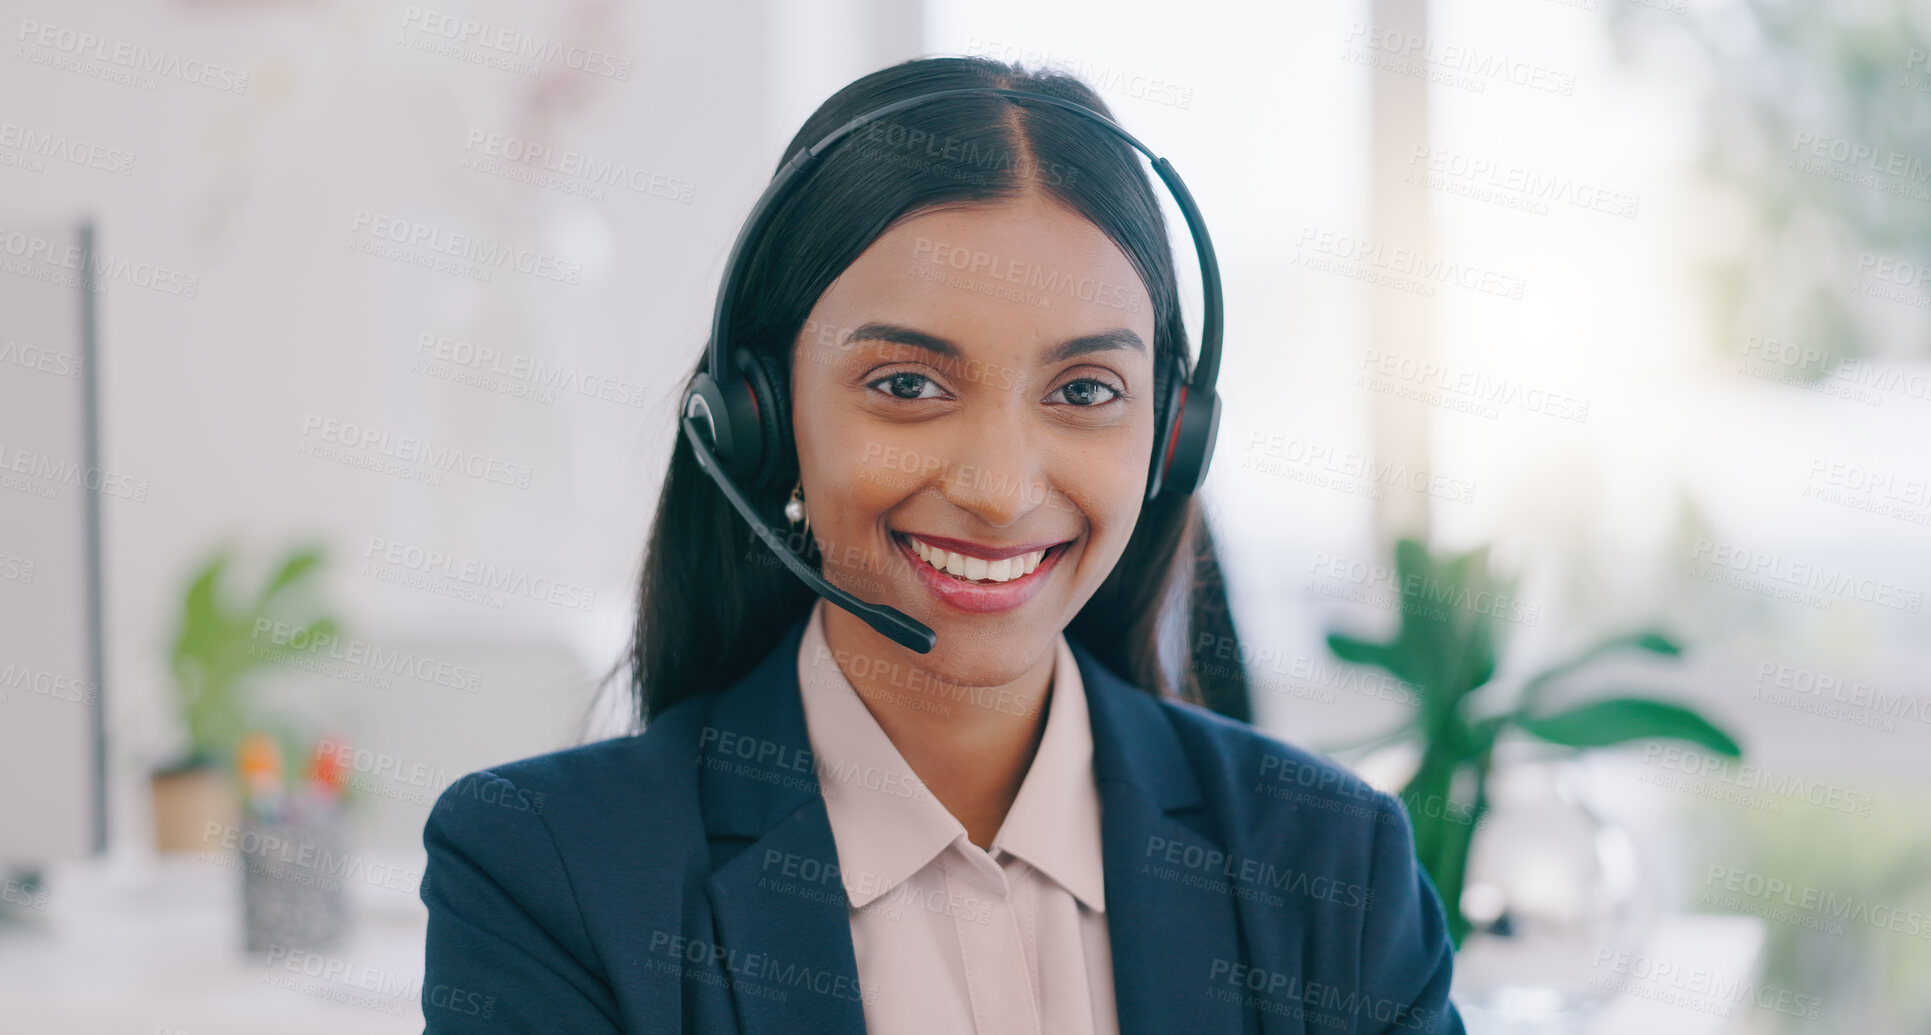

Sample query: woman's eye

[864,372,1122,406]
[867,371,946,401]
[1052,378,1123,407]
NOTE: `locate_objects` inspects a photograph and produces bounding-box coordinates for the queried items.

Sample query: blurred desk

[1458,912,1769,1035]
[1585,913,1767,1035]
[0,853,427,1034]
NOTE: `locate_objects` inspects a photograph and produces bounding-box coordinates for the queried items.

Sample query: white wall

[0,0,923,859]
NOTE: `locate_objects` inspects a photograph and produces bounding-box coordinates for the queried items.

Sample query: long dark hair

[612,56,1251,731]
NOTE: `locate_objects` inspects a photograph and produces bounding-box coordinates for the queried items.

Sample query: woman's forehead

[803,196,1157,365]
[870,195,1138,278]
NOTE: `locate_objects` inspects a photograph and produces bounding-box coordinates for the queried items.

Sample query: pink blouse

[796,599,1120,1035]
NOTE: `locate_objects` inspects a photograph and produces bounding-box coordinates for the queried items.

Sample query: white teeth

[906,537,1049,584]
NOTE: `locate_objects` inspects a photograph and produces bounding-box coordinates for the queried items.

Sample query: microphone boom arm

[680,412,937,654]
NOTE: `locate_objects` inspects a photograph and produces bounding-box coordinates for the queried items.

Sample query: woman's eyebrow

[842,322,1146,363]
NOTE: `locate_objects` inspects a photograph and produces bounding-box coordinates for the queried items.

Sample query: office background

[1,0,1926,1031]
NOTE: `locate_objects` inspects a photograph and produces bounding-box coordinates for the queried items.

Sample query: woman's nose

[932,409,1053,528]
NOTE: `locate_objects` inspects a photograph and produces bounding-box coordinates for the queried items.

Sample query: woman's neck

[819,604,1055,851]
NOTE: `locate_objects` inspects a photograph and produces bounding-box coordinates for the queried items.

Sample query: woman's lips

[891,532,1071,614]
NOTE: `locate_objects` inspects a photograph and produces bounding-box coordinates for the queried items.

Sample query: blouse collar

[796,598,1106,912]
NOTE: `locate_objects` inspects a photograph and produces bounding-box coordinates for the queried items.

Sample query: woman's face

[789,192,1159,687]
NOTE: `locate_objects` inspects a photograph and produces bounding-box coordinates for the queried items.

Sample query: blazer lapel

[697,618,869,1035]
[1075,639,1255,1035]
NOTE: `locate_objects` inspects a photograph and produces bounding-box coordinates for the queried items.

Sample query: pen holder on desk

[240,802,351,954]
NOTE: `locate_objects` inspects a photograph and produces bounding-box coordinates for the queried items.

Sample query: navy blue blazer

[420,614,1465,1034]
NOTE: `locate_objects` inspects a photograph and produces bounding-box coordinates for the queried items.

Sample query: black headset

[681,86,1223,655]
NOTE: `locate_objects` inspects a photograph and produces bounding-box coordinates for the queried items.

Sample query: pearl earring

[783,479,810,534]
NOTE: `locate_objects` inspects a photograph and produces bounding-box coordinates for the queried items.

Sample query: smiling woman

[647,60,1226,720]
[420,55,1466,1035]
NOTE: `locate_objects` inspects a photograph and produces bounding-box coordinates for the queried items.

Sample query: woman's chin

[907,626,1059,690]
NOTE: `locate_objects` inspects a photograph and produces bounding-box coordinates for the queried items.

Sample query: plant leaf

[257,546,326,607]
[1517,696,1741,756]
[1631,632,1683,656]
[1326,633,1393,669]
[1517,629,1686,709]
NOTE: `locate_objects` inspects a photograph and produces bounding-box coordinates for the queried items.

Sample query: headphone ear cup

[1146,351,1188,501]
[739,348,794,495]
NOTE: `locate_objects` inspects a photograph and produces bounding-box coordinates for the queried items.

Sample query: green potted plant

[1324,538,1743,948]
[151,543,341,854]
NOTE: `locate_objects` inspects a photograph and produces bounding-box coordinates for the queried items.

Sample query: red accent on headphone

[1162,385,1189,470]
